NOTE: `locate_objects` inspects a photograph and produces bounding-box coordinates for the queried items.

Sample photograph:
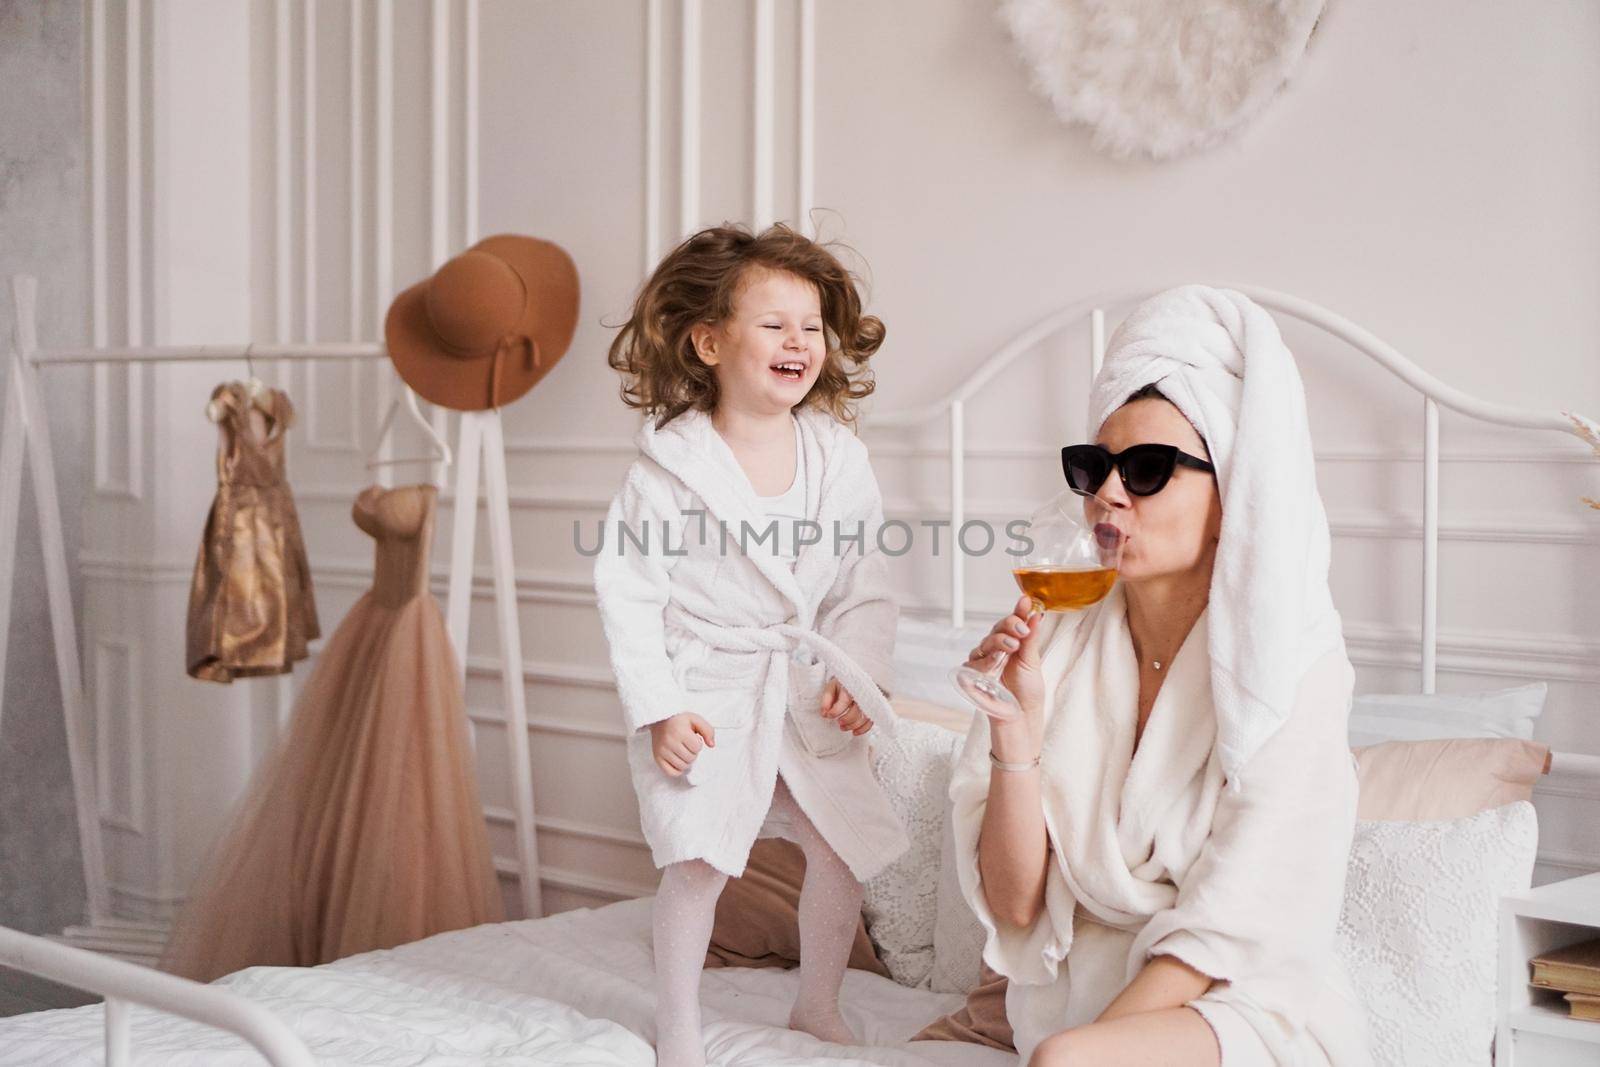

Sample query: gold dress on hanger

[186,382,320,682]
[162,483,504,981]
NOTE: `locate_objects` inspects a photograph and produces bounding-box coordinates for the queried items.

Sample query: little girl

[595,223,908,1067]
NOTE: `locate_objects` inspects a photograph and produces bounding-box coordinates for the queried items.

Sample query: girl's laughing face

[692,267,825,417]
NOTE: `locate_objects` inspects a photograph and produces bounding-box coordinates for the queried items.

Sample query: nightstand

[1497,871,1600,1065]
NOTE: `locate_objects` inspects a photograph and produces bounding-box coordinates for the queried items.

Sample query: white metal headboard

[867,285,1600,785]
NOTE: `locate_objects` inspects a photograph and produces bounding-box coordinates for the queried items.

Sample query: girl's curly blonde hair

[606,223,884,428]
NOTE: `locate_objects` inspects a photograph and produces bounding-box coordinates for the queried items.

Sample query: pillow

[892,616,995,707]
[892,695,974,735]
[1348,683,1546,749]
[930,803,987,994]
[1335,801,1538,1067]
[911,963,1015,1051]
[705,837,888,977]
[861,718,965,987]
[1353,738,1550,821]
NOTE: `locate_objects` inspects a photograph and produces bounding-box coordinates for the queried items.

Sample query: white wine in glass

[951,490,1123,721]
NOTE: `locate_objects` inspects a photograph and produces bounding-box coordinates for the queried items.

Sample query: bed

[2,285,1597,1066]
[0,899,1007,1066]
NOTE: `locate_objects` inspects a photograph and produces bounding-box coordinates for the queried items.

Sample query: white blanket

[1088,285,1344,786]
[0,900,1015,1067]
[950,588,1371,1066]
[594,406,907,880]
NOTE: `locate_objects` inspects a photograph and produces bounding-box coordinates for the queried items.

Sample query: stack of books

[1531,937,1600,1020]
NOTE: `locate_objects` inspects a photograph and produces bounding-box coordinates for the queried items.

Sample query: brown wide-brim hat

[386,234,580,411]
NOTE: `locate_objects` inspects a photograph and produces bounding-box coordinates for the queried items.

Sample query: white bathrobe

[951,286,1371,1064]
[950,589,1371,1066]
[593,406,910,881]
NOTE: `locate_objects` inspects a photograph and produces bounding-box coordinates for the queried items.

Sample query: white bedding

[0,898,1017,1066]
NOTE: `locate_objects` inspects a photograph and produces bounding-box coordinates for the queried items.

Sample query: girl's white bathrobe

[593,406,910,881]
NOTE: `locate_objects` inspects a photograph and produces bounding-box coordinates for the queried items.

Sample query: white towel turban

[1088,285,1344,787]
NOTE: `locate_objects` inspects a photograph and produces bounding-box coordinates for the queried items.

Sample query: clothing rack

[0,274,542,952]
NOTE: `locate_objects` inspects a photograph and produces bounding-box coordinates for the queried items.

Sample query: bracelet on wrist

[989,750,1042,773]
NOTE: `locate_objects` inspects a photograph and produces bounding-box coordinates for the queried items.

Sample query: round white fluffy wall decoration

[999,0,1327,161]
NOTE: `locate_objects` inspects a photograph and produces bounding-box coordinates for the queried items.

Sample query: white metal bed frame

[1,283,1597,1064]
[0,924,314,1066]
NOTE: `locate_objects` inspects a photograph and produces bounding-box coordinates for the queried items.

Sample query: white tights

[651,775,865,1067]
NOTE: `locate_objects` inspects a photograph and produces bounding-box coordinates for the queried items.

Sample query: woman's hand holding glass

[952,489,1123,722]
[962,595,1051,756]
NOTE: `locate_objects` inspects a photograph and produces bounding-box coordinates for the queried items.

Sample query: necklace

[1134,633,1178,673]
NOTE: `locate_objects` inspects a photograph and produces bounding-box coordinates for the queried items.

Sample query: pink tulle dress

[162,484,503,981]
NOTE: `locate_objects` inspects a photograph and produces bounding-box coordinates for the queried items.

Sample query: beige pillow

[891,695,973,734]
[911,963,1015,1051]
[704,838,889,977]
[1353,738,1550,821]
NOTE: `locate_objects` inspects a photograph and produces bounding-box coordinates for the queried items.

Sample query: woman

[949,286,1371,1066]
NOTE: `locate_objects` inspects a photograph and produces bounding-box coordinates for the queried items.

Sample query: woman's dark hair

[1120,383,1210,459]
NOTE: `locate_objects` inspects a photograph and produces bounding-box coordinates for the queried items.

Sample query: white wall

[74,0,1600,928]
[73,0,261,925]
[0,0,90,936]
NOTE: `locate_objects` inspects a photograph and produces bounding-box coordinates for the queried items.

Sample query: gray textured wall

[0,0,91,935]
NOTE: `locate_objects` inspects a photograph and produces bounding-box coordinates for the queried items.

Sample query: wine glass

[950,489,1124,721]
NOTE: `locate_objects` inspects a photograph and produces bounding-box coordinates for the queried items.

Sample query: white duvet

[0,899,1017,1067]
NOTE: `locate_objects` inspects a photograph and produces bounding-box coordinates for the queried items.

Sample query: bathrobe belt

[663,602,895,730]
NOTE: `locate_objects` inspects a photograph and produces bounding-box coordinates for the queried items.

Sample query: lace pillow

[863,719,965,988]
[931,806,988,993]
[1335,801,1538,1067]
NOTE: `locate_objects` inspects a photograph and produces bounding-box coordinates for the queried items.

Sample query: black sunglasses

[1060,443,1215,498]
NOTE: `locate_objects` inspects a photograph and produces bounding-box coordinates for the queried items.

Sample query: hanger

[240,344,273,411]
[366,384,454,476]
[207,347,273,420]
[205,347,276,423]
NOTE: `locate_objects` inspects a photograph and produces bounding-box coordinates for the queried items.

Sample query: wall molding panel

[751,0,775,230]
[494,860,650,904]
[91,637,144,835]
[483,807,648,850]
[643,0,662,269]
[678,0,700,238]
[797,0,815,234]
[88,0,147,500]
